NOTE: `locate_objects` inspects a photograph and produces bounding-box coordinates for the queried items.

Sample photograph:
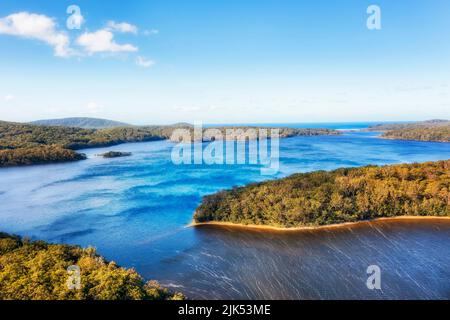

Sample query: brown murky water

[153,219,450,299]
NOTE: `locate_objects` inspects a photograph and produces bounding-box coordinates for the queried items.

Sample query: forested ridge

[194,160,450,228]
[366,119,449,131]
[382,126,450,142]
[0,233,185,300]
[0,121,174,150]
[367,120,450,142]
[0,145,87,166]
[0,120,339,167]
[30,117,130,129]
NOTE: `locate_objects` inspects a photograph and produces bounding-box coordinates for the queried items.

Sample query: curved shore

[189,216,450,232]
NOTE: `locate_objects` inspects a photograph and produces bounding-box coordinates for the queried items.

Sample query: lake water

[0,128,449,299]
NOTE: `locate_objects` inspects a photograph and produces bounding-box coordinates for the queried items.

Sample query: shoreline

[0,127,340,169]
[380,136,450,143]
[189,216,450,232]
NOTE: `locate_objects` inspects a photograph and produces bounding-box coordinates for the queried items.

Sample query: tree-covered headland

[0,233,184,300]
[367,120,450,142]
[194,160,450,228]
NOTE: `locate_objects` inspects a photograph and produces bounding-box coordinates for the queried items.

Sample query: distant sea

[204,121,412,130]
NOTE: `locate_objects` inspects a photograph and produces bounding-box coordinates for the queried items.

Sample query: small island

[99,151,132,158]
[193,159,450,229]
[0,232,184,300]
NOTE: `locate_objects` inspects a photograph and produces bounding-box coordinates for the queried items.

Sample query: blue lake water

[0,129,449,299]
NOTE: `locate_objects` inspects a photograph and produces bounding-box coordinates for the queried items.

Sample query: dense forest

[382,126,450,142]
[367,120,450,142]
[0,233,184,300]
[194,160,450,228]
[0,120,339,167]
[0,121,172,166]
[0,145,86,166]
[0,121,174,150]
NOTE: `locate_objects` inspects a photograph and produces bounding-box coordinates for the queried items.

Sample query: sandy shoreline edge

[188,216,450,232]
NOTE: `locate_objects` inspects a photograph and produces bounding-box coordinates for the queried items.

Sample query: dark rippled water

[167,220,450,299]
[0,129,449,299]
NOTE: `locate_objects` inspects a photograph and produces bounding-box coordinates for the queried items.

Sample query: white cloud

[106,21,138,34]
[0,12,146,62]
[136,56,154,68]
[4,94,15,102]
[76,29,138,54]
[0,12,71,57]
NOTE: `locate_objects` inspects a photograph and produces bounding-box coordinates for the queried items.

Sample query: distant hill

[30,117,131,129]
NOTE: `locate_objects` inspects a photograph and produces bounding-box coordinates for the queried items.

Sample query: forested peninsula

[194,160,450,229]
[367,120,450,142]
[0,120,339,167]
[0,232,184,300]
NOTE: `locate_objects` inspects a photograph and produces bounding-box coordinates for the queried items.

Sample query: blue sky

[0,0,449,124]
